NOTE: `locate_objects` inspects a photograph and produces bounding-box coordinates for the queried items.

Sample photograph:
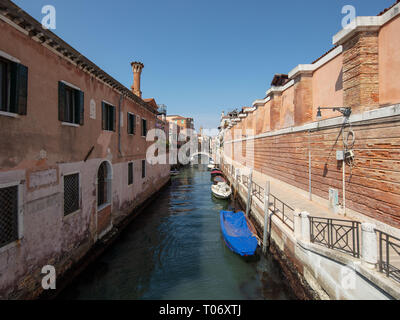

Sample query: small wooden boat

[211,182,232,199]
[220,211,258,256]
[210,169,223,177]
[170,170,180,176]
[212,175,226,184]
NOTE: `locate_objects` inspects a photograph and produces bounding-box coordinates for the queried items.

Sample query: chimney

[131,61,144,98]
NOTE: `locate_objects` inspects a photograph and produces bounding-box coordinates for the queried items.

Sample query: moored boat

[212,175,226,184]
[170,170,180,176]
[220,211,258,256]
[210,169,223,177]
[211,182,232,199]
[207,164,215,170]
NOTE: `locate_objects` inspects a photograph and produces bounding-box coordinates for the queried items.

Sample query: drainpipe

[118,94,124,157]
[308,130,312,201]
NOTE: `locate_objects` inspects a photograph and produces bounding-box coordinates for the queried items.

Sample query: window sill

[0,111,19,118]
[63,208,82,219]
[97,203,111,212]
[61,122,80,128]
[0,238,23,254]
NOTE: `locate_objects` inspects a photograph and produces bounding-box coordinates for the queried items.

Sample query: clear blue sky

[13,0,394,130]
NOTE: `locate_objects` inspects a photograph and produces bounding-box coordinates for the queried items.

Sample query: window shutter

[76,90,84,125]
[127,113,130,134]
[101,102,106,130]
[10,63,28,115]
[112,106,116,131]
[58,81,66,121]
[133,114,136,134]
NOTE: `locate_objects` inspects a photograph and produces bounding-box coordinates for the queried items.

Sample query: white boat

[207,164,215,170]
[211,182,232,199]
[170,170,180,176]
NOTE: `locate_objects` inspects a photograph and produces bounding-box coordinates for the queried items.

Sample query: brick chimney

[130,61,144,98]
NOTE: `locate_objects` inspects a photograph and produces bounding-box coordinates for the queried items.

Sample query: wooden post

[245,169,253,217]
[263,181,270,253]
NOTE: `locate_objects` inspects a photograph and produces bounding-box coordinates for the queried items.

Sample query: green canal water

[58,165,295,300]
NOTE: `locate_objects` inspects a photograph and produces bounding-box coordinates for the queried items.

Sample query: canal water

[58,165,295,300]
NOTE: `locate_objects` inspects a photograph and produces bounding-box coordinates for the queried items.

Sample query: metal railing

[378,230,400,283]
[252,181,264,202]
[309,217,360,258]
[269,194,294,231]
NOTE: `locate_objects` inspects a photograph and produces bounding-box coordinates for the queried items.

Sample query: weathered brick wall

[232,120,400,228]
[343,31,379,111]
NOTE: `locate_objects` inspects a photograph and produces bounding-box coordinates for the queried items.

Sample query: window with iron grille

[0,185,19,248]
[58,81,84,125]
[102,102,116,131]
[0,57,28,115]
[141,118,147,137]
[127,113,135,135]
[98,162,110,207]
[128,162,133,185]
[64,173,80,215]
[141,160,146,178]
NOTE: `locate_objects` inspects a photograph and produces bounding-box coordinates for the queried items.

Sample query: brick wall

[232,120,400,228]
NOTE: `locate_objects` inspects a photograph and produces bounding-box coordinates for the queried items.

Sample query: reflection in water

[58,165,295,300]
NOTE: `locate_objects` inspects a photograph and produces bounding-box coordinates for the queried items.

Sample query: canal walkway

[58,166,295,300]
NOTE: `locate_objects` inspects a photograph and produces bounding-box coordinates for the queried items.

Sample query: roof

[378,0,400,16]
[0,0,157,115]
[271,74,289,86]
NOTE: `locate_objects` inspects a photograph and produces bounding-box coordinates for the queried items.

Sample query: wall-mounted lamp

[316,107,352,121]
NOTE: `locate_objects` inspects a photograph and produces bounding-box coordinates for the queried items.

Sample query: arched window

[97,161,111,207]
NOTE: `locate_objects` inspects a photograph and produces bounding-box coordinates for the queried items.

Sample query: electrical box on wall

[336,150,345,161]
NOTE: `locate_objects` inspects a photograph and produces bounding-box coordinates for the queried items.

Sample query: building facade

[221,1,400,231]
[0,0,170,299]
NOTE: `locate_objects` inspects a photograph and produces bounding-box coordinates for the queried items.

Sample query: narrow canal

[58,165,295,300]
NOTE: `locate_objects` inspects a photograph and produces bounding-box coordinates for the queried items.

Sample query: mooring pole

[263,181,271,253]
[245,168,253,217]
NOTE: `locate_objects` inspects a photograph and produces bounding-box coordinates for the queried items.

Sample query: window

[64,173,80,215]
[128,162,133,185]
[141,118,147,137]
[102,102,116,131]
[0,185,19,248]
[98,161,111,208]
[0,58,28,115]
[127,113,135,135]
[141,160,146,178]
[58,81,84,125]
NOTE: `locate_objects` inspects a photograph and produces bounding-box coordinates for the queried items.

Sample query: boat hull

[220,211,258,256]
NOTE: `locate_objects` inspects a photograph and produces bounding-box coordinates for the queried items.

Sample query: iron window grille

[64,173,80,215]
[0,185,19,248]
[141,160,146,178]
[128,162,134,185]
[97,162,111,207]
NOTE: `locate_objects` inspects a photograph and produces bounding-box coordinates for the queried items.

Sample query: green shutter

[101,102,106,130]
[133,114,136,134]
[127,113,130,134]
[58,81,66,121]
[77,90,84,125]
[112,106,116,131]
[10,63,28,115]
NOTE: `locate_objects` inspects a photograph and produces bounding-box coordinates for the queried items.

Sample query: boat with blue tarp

[220,211,258,256]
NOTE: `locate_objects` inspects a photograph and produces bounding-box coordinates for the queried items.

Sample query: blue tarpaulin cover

[220,211,258,256]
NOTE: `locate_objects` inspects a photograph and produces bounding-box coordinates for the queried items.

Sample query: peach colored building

[223,1,400,230]
[0,1,169,298]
